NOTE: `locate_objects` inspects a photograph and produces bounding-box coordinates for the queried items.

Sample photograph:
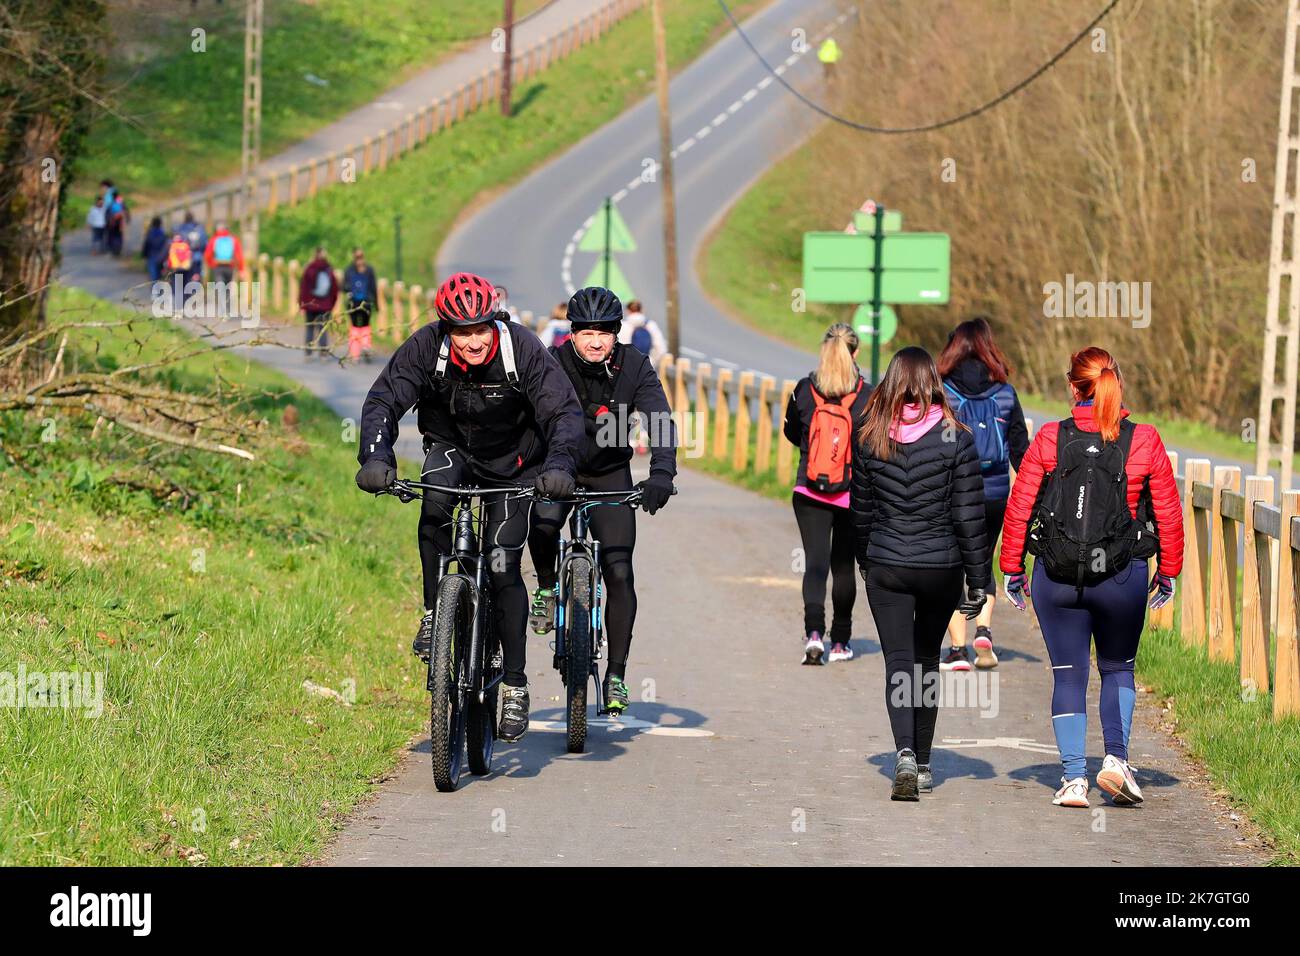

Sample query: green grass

[0,286,427,865]
[698,134,1300,474]
[1136,627,1299,864]
[73,0,543,216]
[261,0,761,293]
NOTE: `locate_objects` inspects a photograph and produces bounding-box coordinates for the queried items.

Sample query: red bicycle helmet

[434,272,500,326]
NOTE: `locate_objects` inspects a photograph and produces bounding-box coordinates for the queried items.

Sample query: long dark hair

[857,346,963,459]
[936,316,1012,382]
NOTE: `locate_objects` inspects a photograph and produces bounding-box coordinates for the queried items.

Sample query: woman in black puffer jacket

[850,346,990,802]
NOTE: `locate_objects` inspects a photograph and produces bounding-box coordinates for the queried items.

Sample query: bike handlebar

[377,478,678,506]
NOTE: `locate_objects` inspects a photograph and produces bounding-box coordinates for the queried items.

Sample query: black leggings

[865,564,965,764]
[418,443,533,687]
[791,493,856,643]
[528,466,637,679]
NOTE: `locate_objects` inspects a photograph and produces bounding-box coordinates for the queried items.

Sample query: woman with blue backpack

[782,323,871,665]
[936,318,1029,671]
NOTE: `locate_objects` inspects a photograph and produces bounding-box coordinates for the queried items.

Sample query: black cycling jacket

[552,340,678,480]
[357,319,584,481]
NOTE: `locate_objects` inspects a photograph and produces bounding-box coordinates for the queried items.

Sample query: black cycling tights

[418,443,532,687]
[864,564,965,765]
[527,466,636,681]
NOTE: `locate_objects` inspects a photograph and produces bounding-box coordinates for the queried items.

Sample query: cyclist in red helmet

[356,272,583,741]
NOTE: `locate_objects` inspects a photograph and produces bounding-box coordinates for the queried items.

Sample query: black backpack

[1027,418,1156,587]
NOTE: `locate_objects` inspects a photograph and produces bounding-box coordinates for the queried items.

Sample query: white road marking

[529,717,714,738]
[712,112,728,126]
[613,187,629,202]
[941,737,1060,755]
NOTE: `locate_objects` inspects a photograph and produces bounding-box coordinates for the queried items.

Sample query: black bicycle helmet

[566,286,623,333]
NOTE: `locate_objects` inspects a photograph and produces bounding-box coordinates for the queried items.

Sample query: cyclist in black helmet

[526,286,678,714]
[356,272,583,742]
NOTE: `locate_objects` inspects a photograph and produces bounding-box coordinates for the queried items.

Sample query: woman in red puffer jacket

[1000,346,1182,811]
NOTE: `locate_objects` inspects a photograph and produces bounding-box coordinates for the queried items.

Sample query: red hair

[1069,346,1124,442]
[936,316,1012,382]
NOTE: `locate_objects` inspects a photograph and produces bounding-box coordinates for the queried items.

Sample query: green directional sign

[853,303,898,344]
[854,209,902,233]
[802,232,950,304]
[579,201,637,253]
[582,256,635,302]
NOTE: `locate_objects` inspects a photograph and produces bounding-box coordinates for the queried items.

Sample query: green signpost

[579,197,637,301]
[803,203,950,382]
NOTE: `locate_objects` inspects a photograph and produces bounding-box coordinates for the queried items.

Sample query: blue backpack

[630,324,653,355]
[943,381,1011,474]
[212,235,235,264]
[350,271,370,304]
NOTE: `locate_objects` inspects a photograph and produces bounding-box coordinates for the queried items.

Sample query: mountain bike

[543,485,672,754]
[382,477,533,792]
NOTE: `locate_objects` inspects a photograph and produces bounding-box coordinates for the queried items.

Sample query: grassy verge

[73,0,543,216]
[261,0,762,292]
[1136,627,1299,864]
[0,286,426,865]
[698,133,1300,473]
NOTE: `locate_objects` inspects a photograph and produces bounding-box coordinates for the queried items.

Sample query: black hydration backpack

[1027,418,1156,587]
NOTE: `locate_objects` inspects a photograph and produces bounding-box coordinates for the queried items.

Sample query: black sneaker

[918,764,933,793]
[939,644,971,672]
[603,674,629,714]
[499,684,530,742]
[529,587,556,635]
[892,748,919,801]
[412,610,434,662]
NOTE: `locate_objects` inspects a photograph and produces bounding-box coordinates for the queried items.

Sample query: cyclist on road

[783,322,870,665]
[1000,347,1182,809]
[526,286,677,715]
[355,272,584,742]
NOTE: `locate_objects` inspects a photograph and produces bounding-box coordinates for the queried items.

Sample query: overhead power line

[716,0,1123,134]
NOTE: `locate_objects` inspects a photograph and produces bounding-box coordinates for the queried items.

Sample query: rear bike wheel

[564,556,593,754]
[467,594,498,776]
[430,575,472,792]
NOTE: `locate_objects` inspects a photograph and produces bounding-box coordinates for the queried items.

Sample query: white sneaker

[1053,776,1090,808]
[802,633,825,665]
[1097,754,1144,805]
[827,642,854,663]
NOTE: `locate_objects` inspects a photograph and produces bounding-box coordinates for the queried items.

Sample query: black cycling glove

[957,587,987,620]
[356,458,396,494]
[535,469,576,499]
[637,473,673,515]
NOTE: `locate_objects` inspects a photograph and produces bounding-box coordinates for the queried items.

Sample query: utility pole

[1257,0,1300,491]
[650,0,680,356]
[501,0,515,116]
[240,0,264,266]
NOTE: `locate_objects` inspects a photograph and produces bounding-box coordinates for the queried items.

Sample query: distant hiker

[86,199,106,254]
[105,191,129,257]
[178,212,207,283]
[818,37,841,82]
[299,247,339,357]
[166,233,195,294]
[141,216,169,282]
[495,285,520,323]
[538,302,571,348]
[343,247,378,363]
[618,299,667,364]
[204,222,246,285]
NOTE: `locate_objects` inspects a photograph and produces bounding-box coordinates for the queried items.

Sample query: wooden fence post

[693,363,712,456]
[1241,475,1275,700]
[1208,466,1242,662]
[409,284,423,334]
[1147,450,1180,631]
[755,376,775,475]
[776,379,796,484]
[1274,490,1300,718]
[712,369,733,460]
[391,280,406,333]
[732,372,754,472]
[1180,458,1213,646]
[658,355,674,404]
[673,357,691,416]
[376,276,389,334]
[271,256,285,313]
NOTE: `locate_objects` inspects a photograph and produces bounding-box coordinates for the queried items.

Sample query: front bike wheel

[564,556,593,754]
[430,574,472,792]
[467,596,498,776]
